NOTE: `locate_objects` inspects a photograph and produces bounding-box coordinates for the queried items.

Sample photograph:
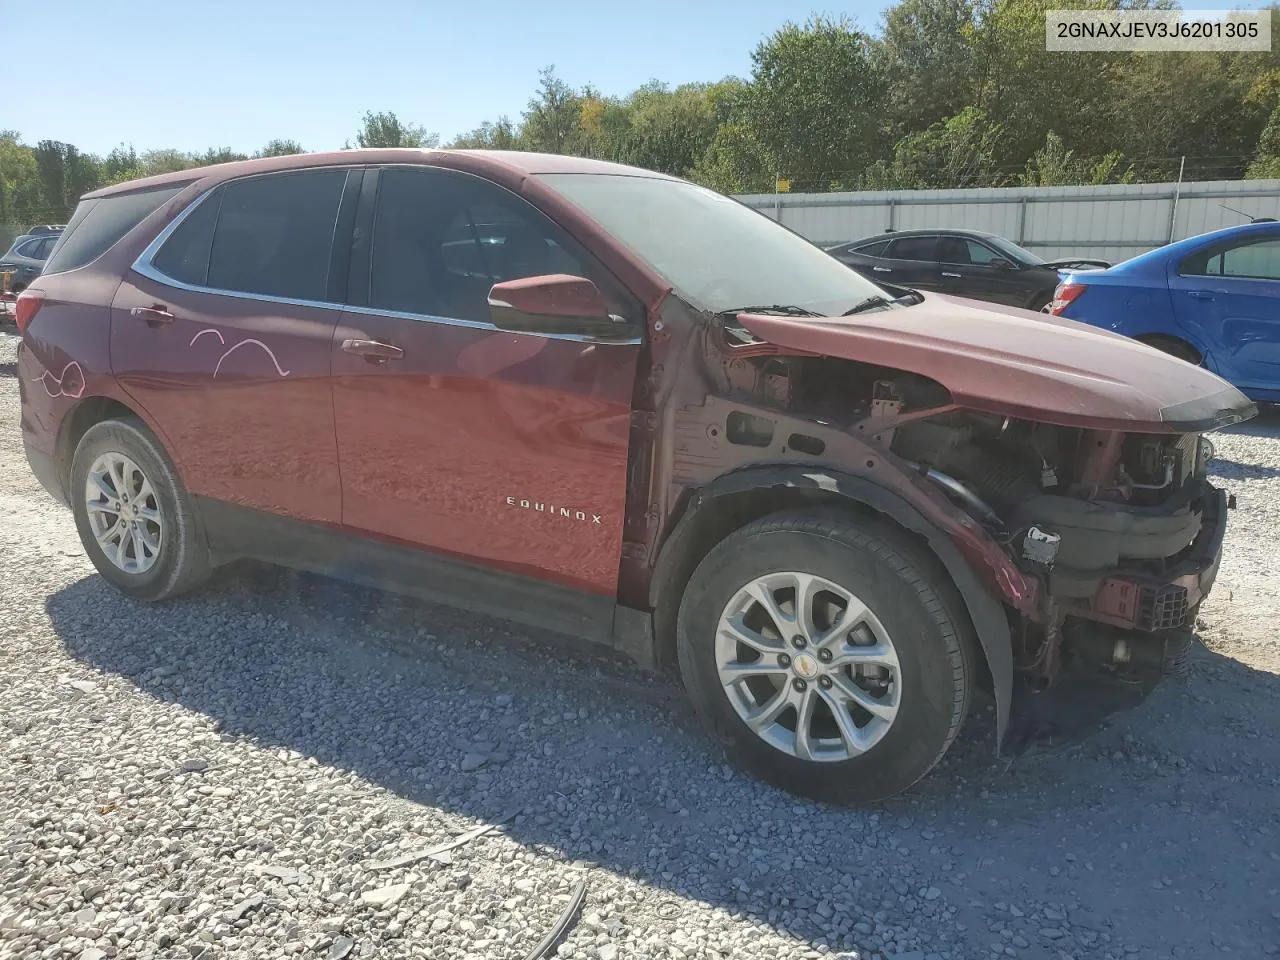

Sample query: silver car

[1,226,63,293]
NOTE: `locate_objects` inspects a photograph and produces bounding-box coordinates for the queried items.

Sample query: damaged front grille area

[1140,583,1192,631]
[890,411,1222,641]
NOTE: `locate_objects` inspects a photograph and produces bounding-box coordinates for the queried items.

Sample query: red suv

[16,150,1254,802]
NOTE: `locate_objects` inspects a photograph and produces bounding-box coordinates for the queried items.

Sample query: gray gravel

[2,327,1279,960]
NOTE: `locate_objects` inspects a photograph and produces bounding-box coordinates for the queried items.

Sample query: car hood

[737,292,1256,433]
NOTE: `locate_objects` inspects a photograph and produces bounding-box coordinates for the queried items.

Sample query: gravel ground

[1,326,1278,960]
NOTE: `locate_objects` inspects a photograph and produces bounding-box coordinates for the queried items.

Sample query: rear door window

[886,235,937,262]
[207,170,347,301]
[43,185,184,275]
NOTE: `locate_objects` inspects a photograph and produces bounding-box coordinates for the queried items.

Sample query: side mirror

[992,258,1017,271]
[488,274,630,338]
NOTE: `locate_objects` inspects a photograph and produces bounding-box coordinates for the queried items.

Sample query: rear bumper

[23,437,65,506]
[1060,485,1227,633]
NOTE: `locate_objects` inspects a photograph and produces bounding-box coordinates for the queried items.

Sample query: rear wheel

[70,417,211,602]
[676,511,974,803]
[1139,335,1201,365]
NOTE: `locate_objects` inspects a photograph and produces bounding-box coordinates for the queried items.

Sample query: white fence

[734,179,1280,264]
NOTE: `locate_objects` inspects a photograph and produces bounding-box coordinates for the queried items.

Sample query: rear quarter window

[853,239,891,258]
[43,185,184,275]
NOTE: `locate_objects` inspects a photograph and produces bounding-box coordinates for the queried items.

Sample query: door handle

[1186,289,1226,299]
[941,272,962,278]
[131,304,175,327]
[342,338,404,364]
[872,266,892,273]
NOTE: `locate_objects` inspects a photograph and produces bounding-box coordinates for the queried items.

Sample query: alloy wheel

[84,452,164,575]
[715,571,901,762]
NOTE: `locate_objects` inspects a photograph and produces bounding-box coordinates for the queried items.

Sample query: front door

[935,235,1026,305]
[330,166,643,595]
[1170,233,1280,392]
[111,167,360,525]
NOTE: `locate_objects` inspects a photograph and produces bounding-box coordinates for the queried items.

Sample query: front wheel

[676,511,975,804]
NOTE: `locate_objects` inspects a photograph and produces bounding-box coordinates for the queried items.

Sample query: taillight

[1047,281,1085,316]
[14,289,43,335]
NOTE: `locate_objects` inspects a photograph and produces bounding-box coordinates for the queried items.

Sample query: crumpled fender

[651,463,1016,751]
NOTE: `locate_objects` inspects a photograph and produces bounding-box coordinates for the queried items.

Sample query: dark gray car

[1,227,63,292]
[827,228,1109,312]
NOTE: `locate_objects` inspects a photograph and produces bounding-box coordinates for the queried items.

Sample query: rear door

[880,235,940,290]
[112,166,361,525]
[330,165,643,595]
[1170,233,1280,390]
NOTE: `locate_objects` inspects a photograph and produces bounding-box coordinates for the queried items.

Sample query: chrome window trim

[134,170,642,345]
[341,302,640,345]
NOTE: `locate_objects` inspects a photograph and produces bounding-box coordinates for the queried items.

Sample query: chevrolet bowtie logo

[506,497,603,525]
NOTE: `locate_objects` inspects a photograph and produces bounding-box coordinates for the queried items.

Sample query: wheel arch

[1134,332,1205,366]
[54,394,159,501]
[648,465,1014,749]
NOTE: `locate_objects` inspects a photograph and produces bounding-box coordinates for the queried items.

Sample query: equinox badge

[506,496,603,524]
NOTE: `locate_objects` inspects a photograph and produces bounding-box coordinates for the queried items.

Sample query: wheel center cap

[792,653,821,680]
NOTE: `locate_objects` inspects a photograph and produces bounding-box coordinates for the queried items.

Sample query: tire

[70,416,211,602]
[676,510,975,804]
[1029,293,1054,313]
[1139,335,1201,366]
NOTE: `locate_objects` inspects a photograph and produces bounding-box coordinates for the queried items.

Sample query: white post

[1168,155,1186,244]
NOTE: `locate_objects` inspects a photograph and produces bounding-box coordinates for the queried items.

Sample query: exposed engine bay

[705,341,1227,708]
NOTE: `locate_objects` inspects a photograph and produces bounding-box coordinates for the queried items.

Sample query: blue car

[1050,221,1280,403]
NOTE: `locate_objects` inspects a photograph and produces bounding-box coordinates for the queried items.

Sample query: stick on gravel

[521,877,587,960]
[365,805,524,870]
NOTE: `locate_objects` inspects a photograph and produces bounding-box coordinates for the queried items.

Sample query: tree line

[6,0,1280,231]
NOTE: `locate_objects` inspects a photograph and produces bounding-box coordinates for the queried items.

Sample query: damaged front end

[889,408,1227,737]
[705,300,1257,750]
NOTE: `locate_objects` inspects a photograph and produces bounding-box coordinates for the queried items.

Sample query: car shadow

[44,564,1280,957]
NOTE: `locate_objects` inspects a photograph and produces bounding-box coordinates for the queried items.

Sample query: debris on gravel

[0,329,1278,960]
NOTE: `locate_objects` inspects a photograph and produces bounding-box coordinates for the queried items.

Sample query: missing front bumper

[1055,486,1227,632]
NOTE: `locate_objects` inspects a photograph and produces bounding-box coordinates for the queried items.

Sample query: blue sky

[25,0,1276,157]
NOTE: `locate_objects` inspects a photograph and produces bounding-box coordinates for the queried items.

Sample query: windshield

[986,233,1044,266]
[539,173,886,315]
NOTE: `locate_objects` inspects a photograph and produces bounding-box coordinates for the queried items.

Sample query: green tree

[138,149,196,176]
[447,118,520,150]
[0,132,42,227]
[876,0,977,138]
[521,67,584,154]
[257,139,305,157]
[888,106,1005,188]
[743,16,888,190]
[33,141,100,222]
[354,110,438,148]
[100,145,142,184]
[194,147,250,166]
[1019,131,1134,185]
